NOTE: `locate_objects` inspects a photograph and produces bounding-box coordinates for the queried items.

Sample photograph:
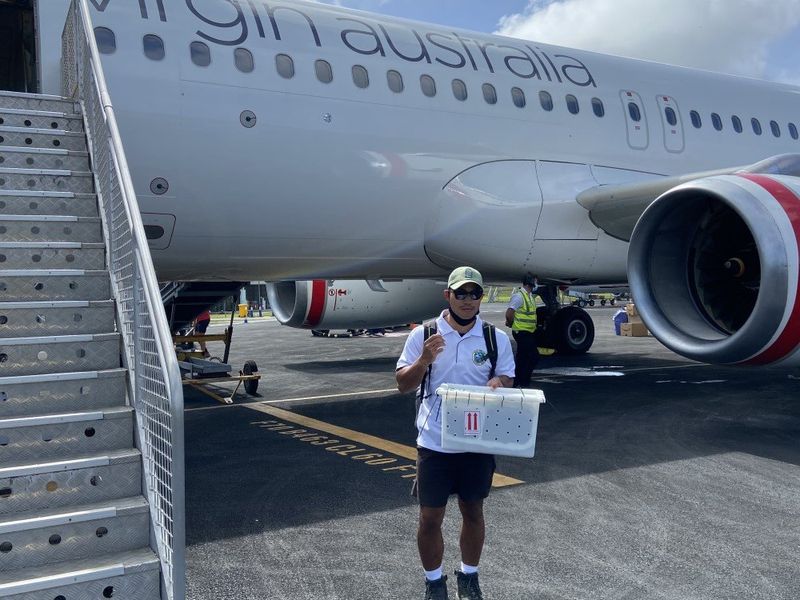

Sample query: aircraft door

[620,90,648,150]
[656,95,685,153]
[0,0,36,92]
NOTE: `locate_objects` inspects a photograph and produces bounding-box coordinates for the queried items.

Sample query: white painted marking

[185,387,399,412]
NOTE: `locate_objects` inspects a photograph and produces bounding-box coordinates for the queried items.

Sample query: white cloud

[496,0,800,83]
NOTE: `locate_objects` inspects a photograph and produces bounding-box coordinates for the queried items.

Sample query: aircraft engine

[266,279,447,330]
[627,173,800,366]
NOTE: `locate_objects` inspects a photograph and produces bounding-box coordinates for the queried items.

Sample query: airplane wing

[577,154,800,241]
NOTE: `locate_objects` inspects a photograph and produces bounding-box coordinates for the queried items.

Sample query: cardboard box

[620,322,649,337]
[625,303,638,317]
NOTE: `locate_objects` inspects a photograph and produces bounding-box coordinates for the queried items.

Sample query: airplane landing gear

[537,285,595,355]
[547,306,594,354]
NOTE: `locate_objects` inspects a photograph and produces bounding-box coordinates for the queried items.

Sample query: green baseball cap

[447,266,483,290]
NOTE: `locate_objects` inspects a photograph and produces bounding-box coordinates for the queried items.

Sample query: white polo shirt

[397,311,515,452]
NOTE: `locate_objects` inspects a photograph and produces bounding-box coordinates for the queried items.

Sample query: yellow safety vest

[512,288,538,333]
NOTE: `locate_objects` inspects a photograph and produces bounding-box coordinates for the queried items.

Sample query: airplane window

[315,60,333,84]
[94,27,116,55]
[566,94,579,115]
[711,113,723,131]
[539,91,553,111]
[751,118,762,135]
[352,65,369,89]
[664,107,677,126]
[628,102,641,122]
[591,98,604,117]
[452,79,468,101]
[144,225,165,240]
[790,123,799,140]
[511,87,526,109]
[275,54,295,79]
[234,48,254,73]
[190,41,211,67]
[770,120,781,138]
[690,110,701,128]
[387,70,404,93]
[143,35,164,61]
[482,84,497,105]
[420,75,437,98]
[732,115,743,133]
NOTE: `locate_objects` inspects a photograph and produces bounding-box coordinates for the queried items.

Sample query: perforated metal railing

[62,2,185,599]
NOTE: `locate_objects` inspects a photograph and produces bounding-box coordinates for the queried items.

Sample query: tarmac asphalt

[181,305,800,600]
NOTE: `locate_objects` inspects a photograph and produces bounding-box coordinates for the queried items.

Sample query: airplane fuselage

[36,0,800,283]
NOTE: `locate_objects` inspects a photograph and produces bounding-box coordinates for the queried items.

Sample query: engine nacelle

[628,174,800,366]
[266,279,447,330]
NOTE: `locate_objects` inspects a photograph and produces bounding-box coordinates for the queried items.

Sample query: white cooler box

[436,384,546,458]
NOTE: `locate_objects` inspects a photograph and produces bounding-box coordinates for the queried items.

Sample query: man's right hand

[420,333,446,366]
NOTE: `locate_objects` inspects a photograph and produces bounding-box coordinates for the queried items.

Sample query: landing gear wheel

[243,360,259,395]
[550,307,594,355]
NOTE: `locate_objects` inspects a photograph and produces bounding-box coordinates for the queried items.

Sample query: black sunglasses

[450,287,484,300]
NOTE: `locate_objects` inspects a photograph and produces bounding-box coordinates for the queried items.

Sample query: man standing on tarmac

[505,274,540,388]
[396,266,515,600]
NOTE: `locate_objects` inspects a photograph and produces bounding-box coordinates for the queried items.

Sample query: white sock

[460,562,479,575]
[424,566,443,581]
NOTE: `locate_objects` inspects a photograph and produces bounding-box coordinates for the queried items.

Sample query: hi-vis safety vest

[512,288,538,333]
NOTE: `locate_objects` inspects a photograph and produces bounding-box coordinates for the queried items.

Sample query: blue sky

[317,0,800,85]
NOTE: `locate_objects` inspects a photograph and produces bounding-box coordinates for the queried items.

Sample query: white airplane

[9,0,800,366]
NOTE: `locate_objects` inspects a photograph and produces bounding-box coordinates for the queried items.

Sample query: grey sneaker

[455,571,484,600]
[424,575,448,600]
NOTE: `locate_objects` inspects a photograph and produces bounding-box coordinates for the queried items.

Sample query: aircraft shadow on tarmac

[184,364,800,546]
[282,356,400,374]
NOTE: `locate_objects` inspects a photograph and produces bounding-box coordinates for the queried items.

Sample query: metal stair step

[0,92,79,115]
[0,109,83,133]
[0,406,133,467]
[0,369,127,418]
[0,147,89,171]
[0,191,97,217]
[0,332,120,377]
[0,448,141,516]
[0,215,102,243]
[0,169,94,194]
[0,270,110,302]
[0,127,87,152]
[0,299,115,337]
[0,496,149,572]
[0,547,159,599]
[0,242,105,270]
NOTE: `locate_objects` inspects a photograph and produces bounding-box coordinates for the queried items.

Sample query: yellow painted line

[244,403,523,488]
[184,388,399,412]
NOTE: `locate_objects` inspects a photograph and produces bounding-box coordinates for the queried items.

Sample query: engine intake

[628,174,800,366]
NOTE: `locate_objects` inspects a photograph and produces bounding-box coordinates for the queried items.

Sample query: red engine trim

[304,280,327,328]
[740,174,800,365]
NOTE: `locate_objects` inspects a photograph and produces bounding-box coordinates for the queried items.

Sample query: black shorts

[195,319,210,334]
[413,447,496,508]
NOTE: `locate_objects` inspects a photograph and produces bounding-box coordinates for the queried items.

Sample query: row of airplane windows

[95,28,800,141]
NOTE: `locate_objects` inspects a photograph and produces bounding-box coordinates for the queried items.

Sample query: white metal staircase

[0,2,185,599]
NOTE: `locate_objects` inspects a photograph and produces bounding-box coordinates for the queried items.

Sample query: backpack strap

[416,322,437,412]
[482,322,498,380]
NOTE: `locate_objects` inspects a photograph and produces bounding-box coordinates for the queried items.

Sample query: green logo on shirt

[472,349,488,365]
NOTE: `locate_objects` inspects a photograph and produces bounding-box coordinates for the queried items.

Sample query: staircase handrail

[62,2,185,599]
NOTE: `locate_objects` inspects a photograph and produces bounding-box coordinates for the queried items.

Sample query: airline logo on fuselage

[89,0,597,88]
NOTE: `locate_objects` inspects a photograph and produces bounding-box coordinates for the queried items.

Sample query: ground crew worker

[396,266,515,600]
[505,274,540,388]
